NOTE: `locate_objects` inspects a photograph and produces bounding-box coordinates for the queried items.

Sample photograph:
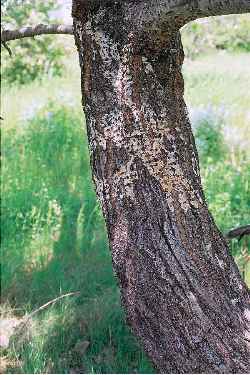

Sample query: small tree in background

[182,14,250,59]
[1,0,64,85]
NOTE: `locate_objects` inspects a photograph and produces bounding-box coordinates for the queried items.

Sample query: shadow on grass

[3,220,155,374]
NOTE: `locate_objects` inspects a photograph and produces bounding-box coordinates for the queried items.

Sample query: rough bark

[72,1,250,373]
[74,0,250,15]
[72,0,250,27]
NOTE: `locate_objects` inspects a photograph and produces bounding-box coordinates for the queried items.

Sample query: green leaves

[182,14,250,59]
[2,0,64,85]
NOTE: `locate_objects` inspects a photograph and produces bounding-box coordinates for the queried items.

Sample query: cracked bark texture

[72,1,250,373]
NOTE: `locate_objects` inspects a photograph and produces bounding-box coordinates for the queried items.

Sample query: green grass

[1,50,249,373]
[183,52,250,143]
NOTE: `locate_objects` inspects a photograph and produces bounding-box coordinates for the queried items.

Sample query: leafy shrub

[182,14,250,58]
[1,0,64,85]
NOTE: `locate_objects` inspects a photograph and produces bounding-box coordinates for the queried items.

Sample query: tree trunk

[72,2,250,373]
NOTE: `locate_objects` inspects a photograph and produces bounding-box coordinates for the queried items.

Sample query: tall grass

[190,106,250,270]
[1,51,249,373]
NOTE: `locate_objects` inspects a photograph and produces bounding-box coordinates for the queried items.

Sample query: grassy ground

[1,49,250,373]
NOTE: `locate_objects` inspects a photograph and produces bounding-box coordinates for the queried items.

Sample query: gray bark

[72,1,250,373]
[73,0,250,21]
[1,24,73,42]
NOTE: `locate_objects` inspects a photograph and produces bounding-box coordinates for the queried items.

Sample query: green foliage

[1,103,101,289]
[1,0,64,85]
[182,14,250,58]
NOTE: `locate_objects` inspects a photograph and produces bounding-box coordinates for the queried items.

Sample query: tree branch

[135,0,250,29]
[1,24,73,42]
[73,0,250,18]
[185,0,250,18]
[226,225,250,241]
[2,40,12,56]
[73,0,250,34]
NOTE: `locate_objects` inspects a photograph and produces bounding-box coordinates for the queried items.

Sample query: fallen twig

[27,291,80,320]
[15,291,80,334]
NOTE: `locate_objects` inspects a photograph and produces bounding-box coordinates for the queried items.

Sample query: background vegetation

[1,3,250,373]
[1,0,65,84]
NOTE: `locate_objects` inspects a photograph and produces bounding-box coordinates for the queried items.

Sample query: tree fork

[72,1,250,373]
